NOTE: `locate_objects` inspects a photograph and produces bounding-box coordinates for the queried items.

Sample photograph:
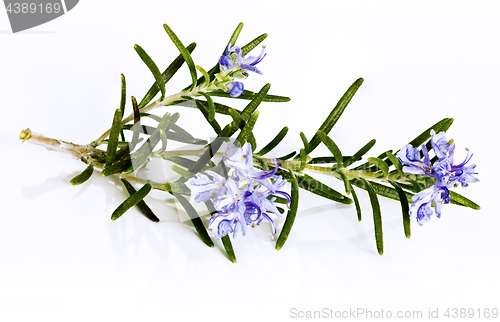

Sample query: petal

[402,165,427,176]
[225,177,240,196]
[261,213,277,236]
[208,213,235,238]
[453,148,473,169]
[421,143,430,166]
[244,201,262,223]
[397,144,420,163]
[431,130,450,159]
[228,81,244,97]
[219,55,234,71]
[259,197,282,218]
[274,191,292,207]
[240,64,263,75]
[232,46,243,65]
[186,173,220,203]
[242,142,254,168]
[235,203,248,236]
[205,170,227,183]
[415,202,433,226]
[242,45,266,66]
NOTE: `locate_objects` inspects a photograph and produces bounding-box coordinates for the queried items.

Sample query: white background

[0,1,497,321]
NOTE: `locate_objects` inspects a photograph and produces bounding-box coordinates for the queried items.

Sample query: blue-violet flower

[186,142,290,238]
[218,45,266,97]
[397,130,478,225]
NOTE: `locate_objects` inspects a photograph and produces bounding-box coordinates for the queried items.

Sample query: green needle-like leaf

[138,42,196,109]
[134,44,166,101]
[209,89,290,102]
[256,126,288,156]
[130,96,141,148]
[226,22,244,50]
[173,193,214,247]
[350,183,362,221]
[317,130,344,168]
[172,165,194,179]
[344,139,376,167]
[296,174,352,205]
[164,156,196,169]
[199,92,215,122]
[132,112,172,169]
[409,117,454,148]
[338,171,351,195]
[299,148,306,172]
[227,107,245,128]
[139,112,162,122]
[155,129,168,154]
[70,164,94,185]
[120,179,159,222]
[276,169,299,250]
[169,123,197,143]
[105,109,123,166]
[361,179,384,255]
[241,33,267,55]
[253,155,269,171]
[307,78,364,154]
[101,158,132,177]
[119,74,126,114]
[166,131,207,145]
[367,157,389,177]
[193,100,222,134]
[278,151,296,161]
[163,24,198,91]
[221,235,237,263]
[240,83,270,120]
[449,190,481,210]
[210,101,241,115]
[353,150,393,171]
[123,124,155,135]
[386,152,404,177]
[196,65,211,87]
[235,111,259,150]
[111,182,152,221]
[389,181,411,238]
[300,132,309,152]
[351,179,414,203]
[307,156,352,164]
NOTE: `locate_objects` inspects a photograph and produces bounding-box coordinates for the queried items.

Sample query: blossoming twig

[19,22,479,262]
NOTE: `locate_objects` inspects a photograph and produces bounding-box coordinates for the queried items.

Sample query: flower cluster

[186,142,290,238]
[397,130,478,225]
[217,45,266,97]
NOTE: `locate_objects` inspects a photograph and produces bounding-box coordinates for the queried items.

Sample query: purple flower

[185,171,227,204]
[430,130,451,159]
[397,130,478,224]
[187,142,290,238]
[397,143,433,177]
[223,142,278,181]
[411,182,451,225]
[217,45,266,98]
[219,45,266,75]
